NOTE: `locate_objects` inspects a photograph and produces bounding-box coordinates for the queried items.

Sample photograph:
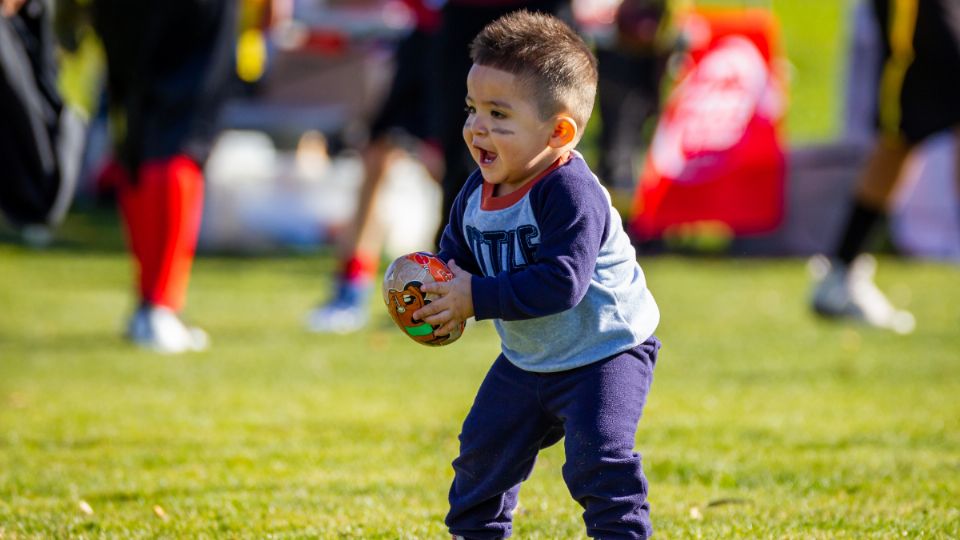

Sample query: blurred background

[25,0,956,260]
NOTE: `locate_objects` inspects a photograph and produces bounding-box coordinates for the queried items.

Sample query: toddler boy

[414,11,661,539]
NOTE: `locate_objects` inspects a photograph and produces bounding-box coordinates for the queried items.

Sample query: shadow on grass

[0,201,335,260]
[0,201,127,254]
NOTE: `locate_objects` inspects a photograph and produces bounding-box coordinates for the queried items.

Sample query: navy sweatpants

[446,336,660,539]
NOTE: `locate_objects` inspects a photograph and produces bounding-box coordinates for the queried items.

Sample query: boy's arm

[436,172,481,275]
[472,174,608,321]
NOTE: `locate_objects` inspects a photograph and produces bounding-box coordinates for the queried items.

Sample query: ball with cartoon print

[382,252,465,346]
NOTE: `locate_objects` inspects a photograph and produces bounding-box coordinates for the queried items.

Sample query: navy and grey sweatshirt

[438,152,660,372]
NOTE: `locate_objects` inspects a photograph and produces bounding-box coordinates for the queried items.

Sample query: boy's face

[463,64,560,194]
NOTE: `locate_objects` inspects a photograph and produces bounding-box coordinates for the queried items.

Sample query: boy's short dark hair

[470,11,598,134]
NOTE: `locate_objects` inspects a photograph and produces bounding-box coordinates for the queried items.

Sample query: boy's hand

[1,0,27,17]
[414,259,474,337]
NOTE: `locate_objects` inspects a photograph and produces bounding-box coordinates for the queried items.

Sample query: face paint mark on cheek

[491,128,514,135]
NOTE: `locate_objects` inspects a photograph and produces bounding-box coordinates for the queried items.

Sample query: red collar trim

[481,152,571,211]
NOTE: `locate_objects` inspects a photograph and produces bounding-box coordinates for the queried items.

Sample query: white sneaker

[810,254,915,334]
[126,305,210,353]
[306,281,370,334]
[306,303,369,334]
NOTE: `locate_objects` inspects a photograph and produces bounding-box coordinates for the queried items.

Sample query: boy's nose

[468,116,488,135]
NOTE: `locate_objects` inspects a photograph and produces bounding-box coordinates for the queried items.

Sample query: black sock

[835,201,884,265]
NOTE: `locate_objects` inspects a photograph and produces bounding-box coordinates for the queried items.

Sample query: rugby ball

[382,252,465,346]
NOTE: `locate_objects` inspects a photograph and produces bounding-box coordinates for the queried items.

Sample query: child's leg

[128,155,205,312]
[834,134,911,264]
[547,338,659,540]
[446,355,564,539]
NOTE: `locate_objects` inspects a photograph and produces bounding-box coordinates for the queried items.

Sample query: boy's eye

[464,105,476,115]
[491,110,506,119]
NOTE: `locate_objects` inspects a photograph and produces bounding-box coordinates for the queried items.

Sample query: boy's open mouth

[478,148,497,165]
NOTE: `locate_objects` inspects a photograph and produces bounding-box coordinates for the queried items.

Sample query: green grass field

[1,207,959,538]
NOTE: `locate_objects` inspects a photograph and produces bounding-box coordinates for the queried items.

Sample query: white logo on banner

[650,36,781,179]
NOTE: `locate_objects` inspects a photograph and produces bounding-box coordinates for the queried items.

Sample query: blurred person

[810,0,960,334]
[412,13,661,536]
[306,0,444,334]
[596,0,672,197]
[90,0,237,353]
[309,0,571,334]
[0,0,83,244]
[433,0,573,246]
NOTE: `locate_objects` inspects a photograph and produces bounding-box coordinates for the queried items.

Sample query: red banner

[631,8,787,241]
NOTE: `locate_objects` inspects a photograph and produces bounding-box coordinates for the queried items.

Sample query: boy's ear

[549,116,578,148]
